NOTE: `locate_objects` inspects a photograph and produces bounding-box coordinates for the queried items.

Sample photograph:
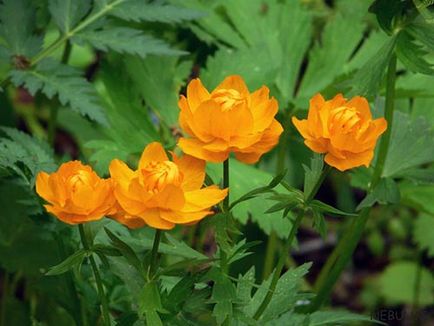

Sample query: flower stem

[311,53,397,312]
[220,159,230,274]
[149,230,162,279]
[78,224,110,326]
[253,164,330,320]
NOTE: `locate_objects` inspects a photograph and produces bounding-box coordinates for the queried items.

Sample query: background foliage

[0,0,433,325]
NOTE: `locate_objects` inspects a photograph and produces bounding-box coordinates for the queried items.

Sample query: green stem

[253,164,330,320]
[149,230,162,279]
[54,234,85,326]
[0,272,9,326]
[311,54,397,312]
[78,224,110,326]
[262,231,278,280]
[223,159,230,212]
[220,159,230,274]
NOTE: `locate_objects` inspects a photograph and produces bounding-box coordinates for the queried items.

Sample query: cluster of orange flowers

[36,75,386,229]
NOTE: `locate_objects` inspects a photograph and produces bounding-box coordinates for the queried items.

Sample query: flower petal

[174,154,206,191]
[183,185,228,212]
[139,142,169,169]
[213,75,249,97]
[325,149,374,171]
[138,208,175,230]
[187,78,210,112]
[178,137,229,163]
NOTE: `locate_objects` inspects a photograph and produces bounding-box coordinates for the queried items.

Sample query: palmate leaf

[48,0,91,34]
[9,59,107,125]
[0,0,42,57]
[73,27,186,58]
[110,0,204,23]
[382,111,434,178]
[348,36,397,98]
[296,9,365,101]
[396,31,434,75]
[0,127,56,185]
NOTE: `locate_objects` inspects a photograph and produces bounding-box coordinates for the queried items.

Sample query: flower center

[211,89,245,111]
[68,170,92,192]
[330,106,362,133]
[141,160,182,192]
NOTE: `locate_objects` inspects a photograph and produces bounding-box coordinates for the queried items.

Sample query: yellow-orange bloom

[109,142,228,230]
[178,75,283,163]
[36,161,116,224]
[292,94,387,171]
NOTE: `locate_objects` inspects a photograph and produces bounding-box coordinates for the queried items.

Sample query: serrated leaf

[383,111,434,177]
[207,160,292,238]
[124,55,192,126]
[0,127,56,185]
[105,228,144,274]
[310,200,356,216]
[407,18,434,52]
[396,31,434,75]
[73,27,185,58]
[348,36,397,98]
[400,182,434,215]
[139,281,163,324]
[9,59,107,124]
[297,12,365,100]
[413,214,434,257]
[356,178,400,210]
[244,263,311,321]
[0,0,42,57]
[312,209,327,239]
[46,249,87,276]
[49,0,91,34]
[110,1,204,23]
[303,154,324,199]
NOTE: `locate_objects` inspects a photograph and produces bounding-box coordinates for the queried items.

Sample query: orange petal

[183,186,228,212]
[347,96,372,120]
[304,139,328,153]
[213,75,249,97]
[35,172,55,204]
[174,154,206,191]
[178,95,195,136]
[234,151,263,164]
[193,100,231,141]
[138,142,169,168]
[109,212,146,229]
[151,184,185,211]
[138,208,175,230]
[292,117,312,140]
[178,137,229,163]
[160,209,213,224]
[109,159,135,188]
[325,149,374,171]
[250,87,278,132]
[114,184,147,216]
[187,79,210,112]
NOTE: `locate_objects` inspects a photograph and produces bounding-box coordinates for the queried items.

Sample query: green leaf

[303,154,324,199]
[244,263,311,321]
[201,45,278,91]
[73,27,185,58]
[396,31,434,75]
[378,261,434,305]
[348,36,397,98]
[413,214,434,257]
[310,200,356,216]
[139,281,163,325]
[0,127,56,185]
[104,228,144,274]
[407,17,434,52]
[356,178,400,210]
[307,310,385,325]
[312,209,327,239]
[297,11,365,101]
[9,59,107,124]
[383,111,434,177]
[46,249,87,276]
[110,1,204,24]
[230,170,286,210]
[400,182,434,215]
[48,0,91,34]
[369,0,404,34]
[0,0,42,57]
[208,268,237,325]
[125,55,192,126]
[207,160,292,238]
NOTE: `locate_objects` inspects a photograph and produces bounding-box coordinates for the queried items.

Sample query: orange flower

[292,94,387,171]
[178,75,283,163]
[109,142,228,230]
[36,161,116,224]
